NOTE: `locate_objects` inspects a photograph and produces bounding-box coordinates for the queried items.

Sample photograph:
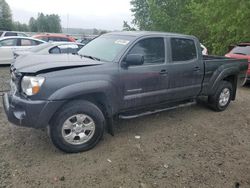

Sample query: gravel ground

[0,66,250,188]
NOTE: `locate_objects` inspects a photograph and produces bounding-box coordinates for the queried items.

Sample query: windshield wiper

[80,54,100,61]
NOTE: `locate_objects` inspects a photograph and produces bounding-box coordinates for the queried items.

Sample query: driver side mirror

[124,54,144,67]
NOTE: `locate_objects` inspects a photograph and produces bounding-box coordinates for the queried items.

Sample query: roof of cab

[104,31,194,38]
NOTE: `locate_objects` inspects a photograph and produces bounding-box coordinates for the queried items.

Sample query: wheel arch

[208,67,239,100]
[48,92,115,135]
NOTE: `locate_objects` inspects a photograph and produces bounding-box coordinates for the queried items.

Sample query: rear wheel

[208,81,233,111]
[49,100,105,153]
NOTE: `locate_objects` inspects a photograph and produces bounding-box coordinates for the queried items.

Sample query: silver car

[0,31,28,38]
[14,42,84,59]
[0,36,45,64]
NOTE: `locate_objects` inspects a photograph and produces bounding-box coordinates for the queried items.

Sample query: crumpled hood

[13,54,103,73]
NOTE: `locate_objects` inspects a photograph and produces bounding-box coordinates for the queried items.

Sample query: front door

[120,37,169,110]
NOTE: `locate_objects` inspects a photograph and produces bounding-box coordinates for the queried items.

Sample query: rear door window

[171,38,197,62]
[20,39,35,46]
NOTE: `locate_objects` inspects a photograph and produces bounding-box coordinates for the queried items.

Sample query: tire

[49,100,105,153]
[208,81,233,112]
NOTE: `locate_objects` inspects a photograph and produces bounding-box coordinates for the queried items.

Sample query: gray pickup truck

[3,31,248,153]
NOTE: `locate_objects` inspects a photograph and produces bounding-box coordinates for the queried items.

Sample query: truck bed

[201,55,248,95]
[203,55,233,61]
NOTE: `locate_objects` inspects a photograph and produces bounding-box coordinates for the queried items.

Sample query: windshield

[30,43,51,52]
[78,36,132,62]
[230,45,250,55]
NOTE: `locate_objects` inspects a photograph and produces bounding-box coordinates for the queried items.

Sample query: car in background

[33,33,76,42]
[225,43,250,83]
[14,42,84,58]
[77,37,95,45]
[0,36,45,64]
[0,31,28,38]
[200,43,208,55]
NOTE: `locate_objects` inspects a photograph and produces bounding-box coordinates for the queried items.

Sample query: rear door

[167,37,204,100]
[15,38,40,51]
[120,37,169,109]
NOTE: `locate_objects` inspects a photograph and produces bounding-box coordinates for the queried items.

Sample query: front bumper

[2,93,65,129]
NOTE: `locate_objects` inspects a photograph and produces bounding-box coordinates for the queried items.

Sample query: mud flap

[106,117,114,136]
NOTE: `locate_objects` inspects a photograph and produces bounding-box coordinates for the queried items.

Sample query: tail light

[247,63,250,75]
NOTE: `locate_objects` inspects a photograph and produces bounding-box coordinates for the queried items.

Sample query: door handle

[160,69,168,75]
[193,66,201,71]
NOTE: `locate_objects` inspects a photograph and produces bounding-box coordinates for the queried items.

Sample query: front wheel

[208,81,233,112]
[49,100,105,153]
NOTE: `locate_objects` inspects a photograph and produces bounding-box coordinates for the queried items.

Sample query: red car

[225,43,250,83]
[33,33,76,42]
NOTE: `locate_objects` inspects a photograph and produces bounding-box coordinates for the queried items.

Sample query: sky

[6,0,133,30]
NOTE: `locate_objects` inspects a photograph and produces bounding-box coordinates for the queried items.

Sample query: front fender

[48,80,113,101]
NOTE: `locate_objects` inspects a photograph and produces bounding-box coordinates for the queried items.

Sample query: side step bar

[119,101,196,120]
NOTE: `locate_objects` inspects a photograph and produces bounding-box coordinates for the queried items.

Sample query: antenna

[67,14,69,34]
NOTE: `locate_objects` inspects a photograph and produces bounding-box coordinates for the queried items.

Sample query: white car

[0,31,28,38]
[0,36,45,64]
[14,42,84,58]
[200,43,208,55]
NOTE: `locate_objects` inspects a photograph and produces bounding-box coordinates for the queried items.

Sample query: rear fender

[208,67,239,97]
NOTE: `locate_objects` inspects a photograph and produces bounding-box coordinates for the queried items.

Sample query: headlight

[21,76,45,96]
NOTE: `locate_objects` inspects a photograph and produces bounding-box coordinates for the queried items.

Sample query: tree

[46,14,62,33]
[130,0,153,30]
[93,28,99,35]
[187,0,250,54]
[122,21,136,31]
[13,21,29,31]
[130,0,250,55]
[29,13,62,33]
[36,13,47,32]
[99,30,108,35]
[0,0,13,30]
[29,17,37,32]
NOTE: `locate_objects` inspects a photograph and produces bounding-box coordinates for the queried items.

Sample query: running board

[119,101,196,120]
